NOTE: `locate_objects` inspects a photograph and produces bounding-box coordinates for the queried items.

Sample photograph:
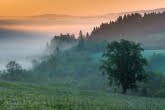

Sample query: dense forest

[90,12,165,49]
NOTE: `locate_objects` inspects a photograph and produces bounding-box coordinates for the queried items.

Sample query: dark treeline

[90,12,165,49]
[47,33,77,53]
[47,31,108,53]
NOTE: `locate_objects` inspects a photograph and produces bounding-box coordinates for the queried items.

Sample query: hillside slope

[90,12,165,49]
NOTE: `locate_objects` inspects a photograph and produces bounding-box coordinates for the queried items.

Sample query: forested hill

[90,12,165,49]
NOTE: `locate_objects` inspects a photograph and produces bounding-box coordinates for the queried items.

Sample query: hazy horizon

[0,0,165,17]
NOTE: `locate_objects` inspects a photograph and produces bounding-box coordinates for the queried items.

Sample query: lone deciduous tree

[100,39,147,94]
[5,61,23,80]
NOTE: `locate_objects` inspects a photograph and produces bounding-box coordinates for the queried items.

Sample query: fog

[0,26,54,70]
[0,16,113,70]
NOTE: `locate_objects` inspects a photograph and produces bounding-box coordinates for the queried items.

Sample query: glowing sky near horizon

[0,0,165,16]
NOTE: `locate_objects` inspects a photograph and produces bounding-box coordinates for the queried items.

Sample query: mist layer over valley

[0,12,117,70]
[0,28,52,70]
[1,8,165,70]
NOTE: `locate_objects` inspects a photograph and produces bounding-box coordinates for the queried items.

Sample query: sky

[0,0,165,16]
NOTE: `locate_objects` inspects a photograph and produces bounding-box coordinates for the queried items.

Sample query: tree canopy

[100,39,147,93]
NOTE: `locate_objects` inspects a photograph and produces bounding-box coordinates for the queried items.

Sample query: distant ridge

[32,14,74,18]
[104,8,165,17]
[37,8,165,18]
[27,8,165,18]
[0,8,164,19]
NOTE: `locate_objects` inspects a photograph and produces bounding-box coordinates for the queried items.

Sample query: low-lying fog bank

[0,32,51,70]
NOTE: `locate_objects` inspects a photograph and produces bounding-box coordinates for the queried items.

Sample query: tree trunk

[122,85,127,94]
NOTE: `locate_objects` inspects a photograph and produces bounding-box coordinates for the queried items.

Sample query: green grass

[0,81,164,110]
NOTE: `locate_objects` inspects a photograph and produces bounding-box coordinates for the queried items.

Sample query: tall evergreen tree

[78,30,85,50]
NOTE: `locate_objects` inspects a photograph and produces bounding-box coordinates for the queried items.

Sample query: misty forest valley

[1,3,165,110]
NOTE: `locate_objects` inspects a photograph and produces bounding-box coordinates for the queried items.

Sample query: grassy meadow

[0,81,164,110]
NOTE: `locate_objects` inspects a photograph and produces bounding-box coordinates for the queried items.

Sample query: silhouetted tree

[86,32,90,38]
[5,61,23,80]
[100,39,147,94]
[77,30,85,50]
